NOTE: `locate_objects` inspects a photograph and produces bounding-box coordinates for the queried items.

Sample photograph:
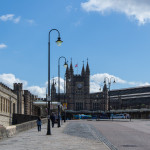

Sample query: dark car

[92,115,97,119]
[99,114,109,119]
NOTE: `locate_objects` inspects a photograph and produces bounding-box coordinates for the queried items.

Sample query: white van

[110,114,125,119]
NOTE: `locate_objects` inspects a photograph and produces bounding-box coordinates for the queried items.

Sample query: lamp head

[64,61,68,68]
[56,37,63,46]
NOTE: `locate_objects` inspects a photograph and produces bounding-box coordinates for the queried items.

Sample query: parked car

[73,114,92,119]
[99,113,109,119]
[92,115,97,119]
[110,114,125,119]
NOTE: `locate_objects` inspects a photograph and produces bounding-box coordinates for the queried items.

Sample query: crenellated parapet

[0,82,17,99]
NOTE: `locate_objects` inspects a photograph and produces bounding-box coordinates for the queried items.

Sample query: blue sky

[1,0,150,97]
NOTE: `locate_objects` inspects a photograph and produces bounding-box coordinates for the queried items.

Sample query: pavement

[0,121,110,150]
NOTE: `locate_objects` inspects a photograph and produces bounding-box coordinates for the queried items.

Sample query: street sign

[63,103,67,109]
[47,96,51,101]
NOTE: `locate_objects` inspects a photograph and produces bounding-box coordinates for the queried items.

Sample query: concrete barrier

[15,118,47,133]
[0,126,7,139]
[0,118,47,139]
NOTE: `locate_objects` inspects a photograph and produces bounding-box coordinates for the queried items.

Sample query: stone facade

[51,61,108,112]
[51,61,150,114]
[0,82,38,127]
[0,83,17,127]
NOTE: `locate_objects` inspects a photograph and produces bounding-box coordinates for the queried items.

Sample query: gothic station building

[51,60,108,113]
[51,60,150,119]
[66,61,90,111]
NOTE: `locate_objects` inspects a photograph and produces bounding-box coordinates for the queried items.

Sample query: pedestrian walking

[51,113,55,128]
[37,116,42,131]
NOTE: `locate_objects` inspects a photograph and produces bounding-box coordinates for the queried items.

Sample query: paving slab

[0,121,110,150]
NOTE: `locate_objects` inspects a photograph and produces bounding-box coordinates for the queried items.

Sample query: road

[79,119,150,150]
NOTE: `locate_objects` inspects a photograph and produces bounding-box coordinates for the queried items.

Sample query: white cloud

[45,77,65,93]
[0,14,14,21]
[90,73,125,93]
[13,16,21,23]
[0,74,65,98]
[0,73,149,98]
[27,86,46,98]
[81,0,150,24]
[0,14,21,23]
[0,74,27,88]
[90,73,150,93]
[0,43,7,49]
[26,19,35,25]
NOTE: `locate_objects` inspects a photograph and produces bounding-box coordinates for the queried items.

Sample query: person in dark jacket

[51,113,55,128]
[37,117,42,131]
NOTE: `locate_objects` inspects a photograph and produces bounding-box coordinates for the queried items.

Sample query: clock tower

[66,60,90,111]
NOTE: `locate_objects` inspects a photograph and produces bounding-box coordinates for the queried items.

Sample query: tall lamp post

[99,85,103,113]
[64,73,67,122]
[104,77,116,116]
[58,56,67,127]
[47,29,63,135]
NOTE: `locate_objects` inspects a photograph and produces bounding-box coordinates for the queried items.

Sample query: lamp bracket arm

[48,29,61,42]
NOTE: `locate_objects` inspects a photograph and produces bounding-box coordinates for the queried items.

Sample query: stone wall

[15,118,47,133]
[0,118,47,139]
[0,114,11,127]
[12,114,39,125]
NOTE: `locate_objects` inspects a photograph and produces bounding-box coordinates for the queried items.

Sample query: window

[76,102,83,111]
[93,102,99,110]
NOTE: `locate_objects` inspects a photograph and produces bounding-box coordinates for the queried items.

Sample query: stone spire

[86,58,90,74]
[70,58,74,75]
[66,63,69,75]
[81,61,85,76]
[103,83,108,92]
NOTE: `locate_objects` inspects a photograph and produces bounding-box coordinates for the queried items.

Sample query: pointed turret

[103,83,108,111]
[70,59,74,75]
[81,62,85,76]
[103,83,108,92]
[86,59,90,74]
[51,79,56,101]
[84,59,90,94]
[66,64,69,76]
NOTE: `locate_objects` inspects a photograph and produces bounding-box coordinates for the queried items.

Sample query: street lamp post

[47,29,63,135]
[98,85,103,114]
[104,77,116,117]
[64,73,66,122]
[58,56,67,127]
